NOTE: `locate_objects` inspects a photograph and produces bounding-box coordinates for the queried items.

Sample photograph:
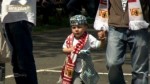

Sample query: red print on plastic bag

[100,0,107,5]
[128,0,136,2]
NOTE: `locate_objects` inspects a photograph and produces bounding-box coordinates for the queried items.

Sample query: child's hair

[70,15,87,26]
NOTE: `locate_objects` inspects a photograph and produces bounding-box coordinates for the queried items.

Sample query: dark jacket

[108,0,150,28]
[140,0,150,23]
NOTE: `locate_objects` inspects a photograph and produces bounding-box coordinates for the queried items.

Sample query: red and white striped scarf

[61,32,88,84]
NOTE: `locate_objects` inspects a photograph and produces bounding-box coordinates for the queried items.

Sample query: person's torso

[72,34,100,73]
[1,0,36,25]
[108,0,129,28]
[62,34,100,72]
[108,0,150,28]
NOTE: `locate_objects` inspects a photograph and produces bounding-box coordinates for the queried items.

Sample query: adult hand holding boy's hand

[97,30,107,48]
[97,30,107,40]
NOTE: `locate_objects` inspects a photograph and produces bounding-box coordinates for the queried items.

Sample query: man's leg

[5,21,38,84]
[129,29,149,84]
[106,27,127,84]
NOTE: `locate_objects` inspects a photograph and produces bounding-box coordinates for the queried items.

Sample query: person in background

[0,26,10,84]
[94,0,149,84]
[65,0,99,18]
[58,14,105,84]
[66,0,82,17]
[0,0,10,84]
[1,0,38,84]
[37,0,57,25]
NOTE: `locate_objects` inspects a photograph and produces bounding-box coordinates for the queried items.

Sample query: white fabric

[1,0,36,25]
[63,34,101,72]
[94,1,109,31]
[94,0,149,31]
[128,0,149,30]
[129,21,149,30]
[19,0,27,5]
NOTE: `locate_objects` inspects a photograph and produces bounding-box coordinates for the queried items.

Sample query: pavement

[4,27,150,84]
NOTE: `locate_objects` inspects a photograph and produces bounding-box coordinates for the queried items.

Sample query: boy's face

[71,25,87,39]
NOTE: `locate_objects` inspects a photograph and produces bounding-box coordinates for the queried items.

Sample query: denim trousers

[4,21,38,84]
[106,26,149,84]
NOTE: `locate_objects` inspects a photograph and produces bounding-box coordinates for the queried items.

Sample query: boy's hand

[62,45,74,54]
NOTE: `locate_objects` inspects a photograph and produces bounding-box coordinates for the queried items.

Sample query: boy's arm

[89,34,104,49]
[62,38,73,54]
[62,45,74,54]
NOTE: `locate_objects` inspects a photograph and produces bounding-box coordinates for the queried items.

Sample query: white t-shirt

[1,0,36,25]
[63,34,101,72]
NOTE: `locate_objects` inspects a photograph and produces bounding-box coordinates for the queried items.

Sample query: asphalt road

[4,27,150,84]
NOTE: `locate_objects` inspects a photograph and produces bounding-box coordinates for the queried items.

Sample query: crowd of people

[37,0,99,25]
[0,0,149,84]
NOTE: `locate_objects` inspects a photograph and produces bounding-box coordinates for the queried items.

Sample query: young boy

[59,15,104,84]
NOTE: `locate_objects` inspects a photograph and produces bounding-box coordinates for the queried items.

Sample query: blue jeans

[106,26,149,84]
[4,21,38,84]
